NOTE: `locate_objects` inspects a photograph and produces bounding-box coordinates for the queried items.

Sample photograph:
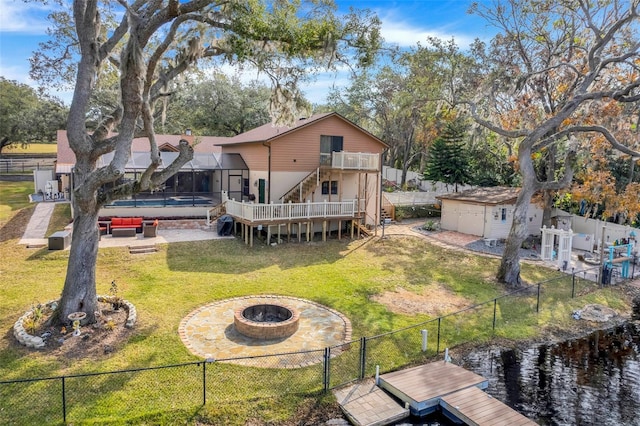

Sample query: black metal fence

[1,263,635,424]
[0,158,55,173]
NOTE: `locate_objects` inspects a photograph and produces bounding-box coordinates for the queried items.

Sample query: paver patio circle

[179,295,352,367]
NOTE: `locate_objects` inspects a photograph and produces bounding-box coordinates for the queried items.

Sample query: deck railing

[224,198,358,222]
[331,152,379,170]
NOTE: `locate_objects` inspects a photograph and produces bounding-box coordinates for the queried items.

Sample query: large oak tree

[30,0,380,324]
[0,78,67,154]
[458,0,640,287]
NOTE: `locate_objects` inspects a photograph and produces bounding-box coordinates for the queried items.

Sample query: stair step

[129,245,158,254]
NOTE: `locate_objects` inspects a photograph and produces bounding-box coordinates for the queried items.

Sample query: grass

[0,181,632,425]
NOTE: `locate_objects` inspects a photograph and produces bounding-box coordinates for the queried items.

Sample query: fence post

[323,347,330,392]
[202,361,207,406]
[492,299,497,330]
[571,270,576,298]
[359,337,367,379]
[421,330,428,352]
[62,376,66,423]
[436,318,441,355]
[536,283,541,313]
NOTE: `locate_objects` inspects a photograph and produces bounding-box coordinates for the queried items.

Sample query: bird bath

[68,312,87,336]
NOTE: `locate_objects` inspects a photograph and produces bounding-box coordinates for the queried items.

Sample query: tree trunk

[53,207,100,325]
[497,187,534,287]
[541,189,553,227]
[498,144,538,288]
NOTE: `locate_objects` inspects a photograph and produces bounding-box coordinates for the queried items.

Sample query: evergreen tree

[424,120,471,191]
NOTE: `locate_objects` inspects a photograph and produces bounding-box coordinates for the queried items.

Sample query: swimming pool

[105,197,213,207]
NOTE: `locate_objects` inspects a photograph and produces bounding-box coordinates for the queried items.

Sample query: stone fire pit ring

[179,295,352,367]
[234,303,300,340]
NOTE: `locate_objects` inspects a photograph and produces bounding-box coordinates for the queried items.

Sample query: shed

[436,187,543,239]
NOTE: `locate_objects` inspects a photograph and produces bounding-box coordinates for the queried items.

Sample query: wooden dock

[379,361,488,417]
[333,379,409,426]
[440,386,536,425]
[336,362,536,426]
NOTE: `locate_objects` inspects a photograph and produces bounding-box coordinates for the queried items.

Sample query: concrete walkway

[19,201,57,246]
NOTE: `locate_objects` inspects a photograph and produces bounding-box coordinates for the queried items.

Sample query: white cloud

[377,8,477,48]
[0,0,53,34]
[381,20,476,48]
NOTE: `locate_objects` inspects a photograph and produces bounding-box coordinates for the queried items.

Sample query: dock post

[421,329,428,352]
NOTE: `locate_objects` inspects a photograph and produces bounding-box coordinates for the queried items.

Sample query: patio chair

[143,219,158,237]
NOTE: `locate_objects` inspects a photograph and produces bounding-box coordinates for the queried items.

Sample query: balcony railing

[223,198,359,223]
[330,152,379,171]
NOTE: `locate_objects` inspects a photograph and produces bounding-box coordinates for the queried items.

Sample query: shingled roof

[436,187,521,205]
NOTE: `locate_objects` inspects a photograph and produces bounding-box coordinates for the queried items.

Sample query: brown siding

[270,115,385,172]
[221,143,269,171]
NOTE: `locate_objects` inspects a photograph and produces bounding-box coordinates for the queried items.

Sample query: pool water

[106,197,213,207]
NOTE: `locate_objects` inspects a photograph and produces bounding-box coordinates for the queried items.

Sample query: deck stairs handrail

[224,198,359,223]
[280,168,331,204]
[205,203,227,227]
[381,193,395,221]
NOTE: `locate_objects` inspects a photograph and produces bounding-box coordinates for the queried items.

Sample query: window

[501,208,507,221]
[321,180,338,195]
[320,135,344,165]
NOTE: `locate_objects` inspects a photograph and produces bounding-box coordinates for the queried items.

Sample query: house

[436,187,543,239]
[55,112,388,244]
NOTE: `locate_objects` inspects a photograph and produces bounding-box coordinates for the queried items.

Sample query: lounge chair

[143,219,158,237]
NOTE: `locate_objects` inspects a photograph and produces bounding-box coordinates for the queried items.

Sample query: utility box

[48,230,71,250]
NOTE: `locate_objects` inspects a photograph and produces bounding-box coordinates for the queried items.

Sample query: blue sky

[0,0,494,105]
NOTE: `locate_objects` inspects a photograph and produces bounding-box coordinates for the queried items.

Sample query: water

[105,197,212,207]
[463,323,640,425]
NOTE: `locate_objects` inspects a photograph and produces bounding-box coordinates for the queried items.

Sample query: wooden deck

[379,361,488,416]
[377,362,536,425]
[440,386,536,426]
[333,379,409,426]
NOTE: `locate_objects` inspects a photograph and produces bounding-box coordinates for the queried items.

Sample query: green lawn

[0,181,630,425]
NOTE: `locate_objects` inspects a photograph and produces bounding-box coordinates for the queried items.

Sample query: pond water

[394,323,640,426]
[464,323,640,425]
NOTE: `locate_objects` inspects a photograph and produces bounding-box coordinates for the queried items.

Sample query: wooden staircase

[381,194,395,222]
[206,203,227,228]
[281,168,331,203]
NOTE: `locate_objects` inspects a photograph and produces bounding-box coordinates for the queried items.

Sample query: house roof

[55,111,387,170]
[219,112,388,148]
[56,131,226,165]
[436,187,521,205]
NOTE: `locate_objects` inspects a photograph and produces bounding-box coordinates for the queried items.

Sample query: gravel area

[463,238,542,260]
[405,221,542,260]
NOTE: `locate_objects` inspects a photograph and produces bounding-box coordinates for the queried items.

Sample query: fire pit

[233,303,300,340]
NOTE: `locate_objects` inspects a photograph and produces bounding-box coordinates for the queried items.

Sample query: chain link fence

[1,264,636,424]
